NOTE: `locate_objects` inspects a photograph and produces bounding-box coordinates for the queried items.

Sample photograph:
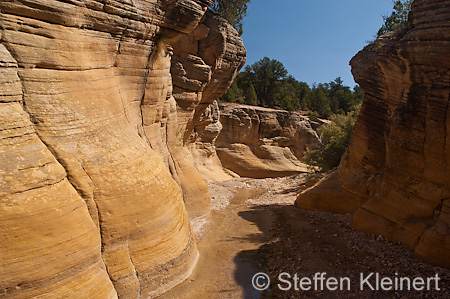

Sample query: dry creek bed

[160,175,450,299]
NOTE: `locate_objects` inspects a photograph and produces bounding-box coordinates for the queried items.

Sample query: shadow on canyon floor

[160,185,273,299]
[161,177,450,299]
[233,206,274,299]
[261,205,450,299]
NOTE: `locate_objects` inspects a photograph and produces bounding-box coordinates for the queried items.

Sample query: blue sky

[240,0,394,87]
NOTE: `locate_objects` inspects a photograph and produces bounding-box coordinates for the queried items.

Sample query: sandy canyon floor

[160,175,450,299]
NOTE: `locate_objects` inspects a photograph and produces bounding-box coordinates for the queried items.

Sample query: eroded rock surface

[297,0,450,268]
[0,0,244,298]
[214,103,320,178]
[188,100,234,181]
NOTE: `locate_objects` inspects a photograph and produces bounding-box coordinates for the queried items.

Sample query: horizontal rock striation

[188,100,233,181]
[297,0,450,268]
[214,103,320,178]
[0,0,244,298]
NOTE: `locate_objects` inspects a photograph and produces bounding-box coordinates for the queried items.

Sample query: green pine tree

[244,83,257,106]
[377,0,412,38]
[210,0,251,35]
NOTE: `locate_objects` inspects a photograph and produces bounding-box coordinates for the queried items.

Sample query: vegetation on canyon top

[211,0,411,39]
[376,0,412,38]
[217,0,412,114]
[221,57,363,117]
[217,0,412,171]
[220,0,413,115]
[210,0,251,35]
[220,57,362,171]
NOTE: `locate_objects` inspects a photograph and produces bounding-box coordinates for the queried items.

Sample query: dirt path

[160,175,450,299]
[160,176,303,299]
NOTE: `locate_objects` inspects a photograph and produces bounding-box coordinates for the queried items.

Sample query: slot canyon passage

[1,0,450,298]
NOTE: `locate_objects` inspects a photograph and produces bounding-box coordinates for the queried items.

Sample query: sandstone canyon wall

[188,100,234,181]
[0,0,245,298]
[297,0,450,268]
[211,103,320,178]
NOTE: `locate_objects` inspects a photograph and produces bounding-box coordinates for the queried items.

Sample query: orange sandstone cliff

[297,0,450,268]
[0,0,245,298]
[188,102,322,181]
[214,103,320,178]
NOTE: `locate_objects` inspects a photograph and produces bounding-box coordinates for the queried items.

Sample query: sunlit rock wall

[0,0,245,297]
[188,100,234,181]
[214,103,320,178]
[297,0,450,268]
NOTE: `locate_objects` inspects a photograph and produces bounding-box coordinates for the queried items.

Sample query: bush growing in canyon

[304,108,359,171]
[376,0,412,38]
[210,0,251,35]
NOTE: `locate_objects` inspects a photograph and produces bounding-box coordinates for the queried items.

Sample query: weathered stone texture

[188,100,233,181]
[0,0,245,297]
[297,0,450,268]
[214,103,320,178]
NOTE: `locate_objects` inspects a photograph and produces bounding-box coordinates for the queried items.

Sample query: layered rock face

[167,10,245,213]
[188,100,233,181]
[0,0,244,298]
[213,103,320,178]
[297,0,450,268]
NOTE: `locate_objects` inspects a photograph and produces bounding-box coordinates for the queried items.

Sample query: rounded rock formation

[0,0,245,297]
[297,0,450,269]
